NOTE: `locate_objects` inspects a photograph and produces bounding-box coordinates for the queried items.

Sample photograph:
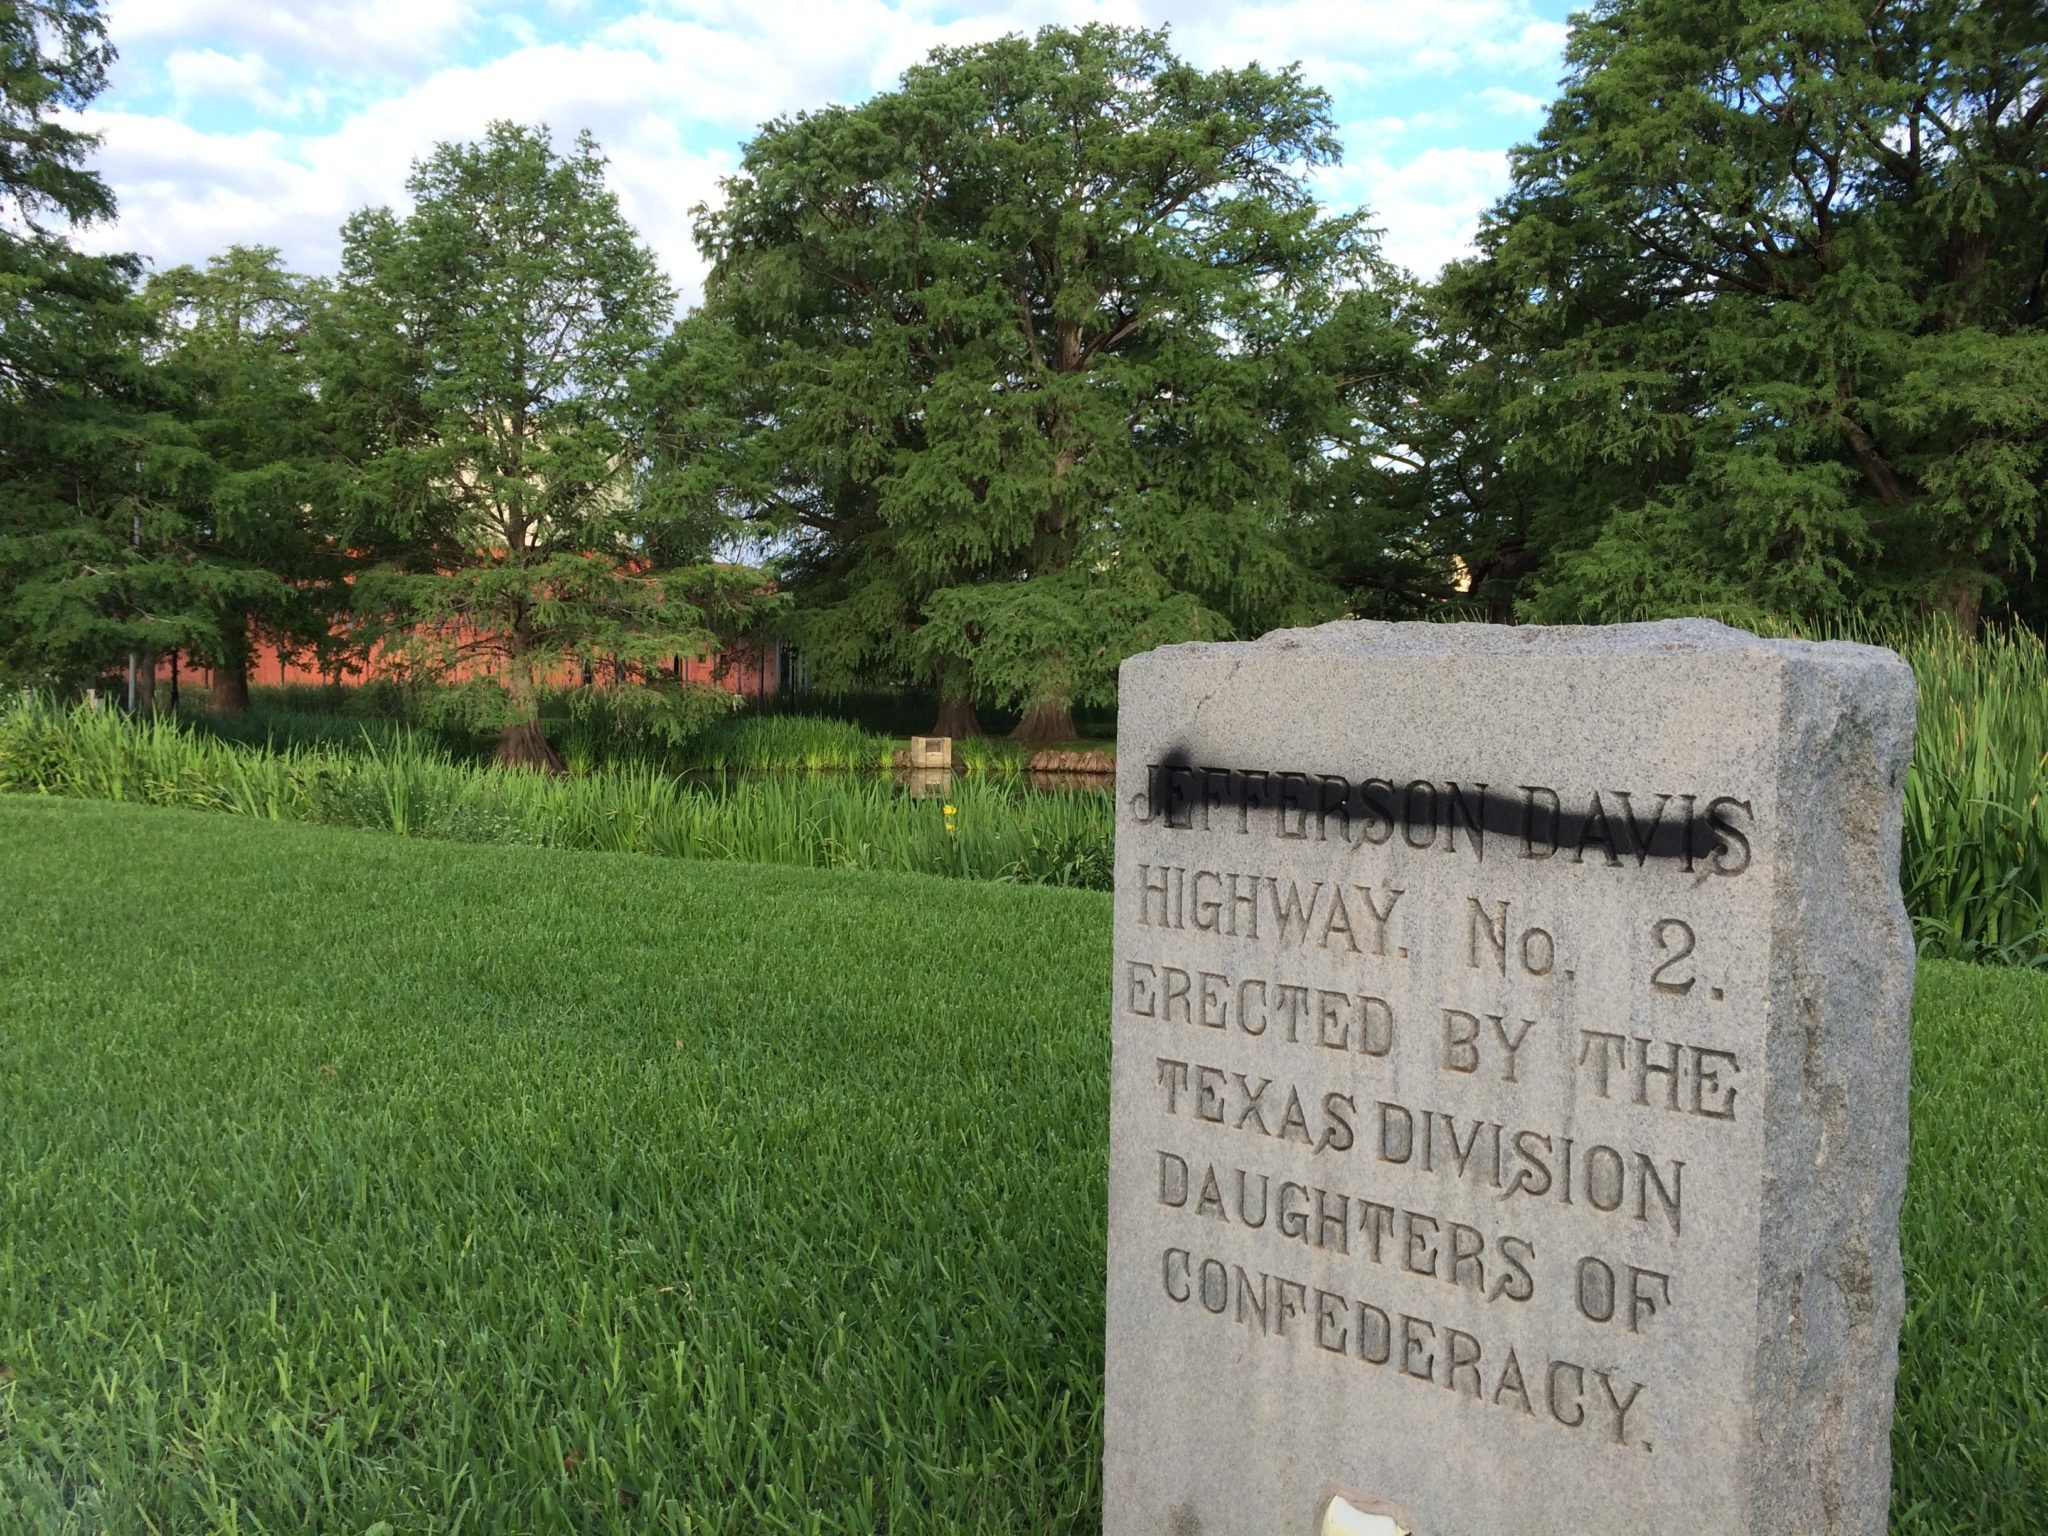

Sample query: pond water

[659,764,1115,806]
[894,766,1114,797]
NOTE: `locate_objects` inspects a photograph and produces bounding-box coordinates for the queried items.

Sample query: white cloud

[1350,106,1466,145]
[69,113,332,272]
[597,0,1077,128]
[163,48,323,119]
[163,47,269,100]
[76,1,1569,299]
[107,0,475,71]
[1477,84,1547,116]
[1319,144,1514,277]
[76,36,740,304]
[1134,0,1570,80]
[599,0,1570,123]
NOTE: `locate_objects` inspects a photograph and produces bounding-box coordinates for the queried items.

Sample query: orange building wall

[159,634,783,700]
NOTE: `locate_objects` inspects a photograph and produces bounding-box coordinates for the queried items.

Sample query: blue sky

[81,0,1582,305]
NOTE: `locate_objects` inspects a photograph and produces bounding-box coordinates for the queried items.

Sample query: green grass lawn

[1,799,2042,1534]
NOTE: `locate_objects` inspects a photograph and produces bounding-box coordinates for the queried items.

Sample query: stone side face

[1748,652,1915,1535]
[1103,619,1914,1536]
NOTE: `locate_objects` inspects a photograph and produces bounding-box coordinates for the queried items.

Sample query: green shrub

[688,713,894,772]
[555,682,743,775]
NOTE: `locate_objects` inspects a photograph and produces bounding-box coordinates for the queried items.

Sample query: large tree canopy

[0,0,219,703]
[661,23,1401,738]
[142,246,344,710]
[0,0,113,230]
[325,122,746,768]
[10,4,2046,720]
[1445,0,2048,628]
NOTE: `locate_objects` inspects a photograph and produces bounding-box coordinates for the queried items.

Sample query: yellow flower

[943,804,957,815]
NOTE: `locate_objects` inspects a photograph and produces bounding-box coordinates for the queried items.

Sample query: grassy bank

[173,691,1112,778]
[2,801,2044,1532]
[0,700,1113,890]
[174,682,1117,754]
[675,715,1097,776]
[17,616,2048,959]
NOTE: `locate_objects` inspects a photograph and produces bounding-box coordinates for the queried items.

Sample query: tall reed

[1899,624,2048,964]
[12,616,2047,955]
[687,714,894,773]
[0,698,1112,889]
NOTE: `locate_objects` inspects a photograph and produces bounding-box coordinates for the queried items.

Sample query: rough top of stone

[1138,617,1909,671]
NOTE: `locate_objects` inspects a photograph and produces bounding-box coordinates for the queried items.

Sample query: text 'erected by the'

[1105,620,1916,1536]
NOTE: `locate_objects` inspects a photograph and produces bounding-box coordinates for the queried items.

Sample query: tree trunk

[497,715,566,773]
[1010,698,1077,745]
[211,653,251,713]
[209,615,253,712]
[130,650,161,717]
[931,690,983,738]
[1837,392,1912,509]
[1466,546,1535,624]
[929,660,983,737]
[1939,576,1982,633]
[495,663,564,772]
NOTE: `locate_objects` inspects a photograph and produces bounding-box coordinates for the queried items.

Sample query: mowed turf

[1,800,1108,1534]
[0,799,2043,1534]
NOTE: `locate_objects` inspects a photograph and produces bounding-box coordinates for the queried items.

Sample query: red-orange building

[158,633,788,701]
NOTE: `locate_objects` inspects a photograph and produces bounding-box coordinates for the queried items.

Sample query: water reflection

[669,765,1112,799]
[888,765,1112,796]
[1024,769,1116,794]
[901,766,953,800]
